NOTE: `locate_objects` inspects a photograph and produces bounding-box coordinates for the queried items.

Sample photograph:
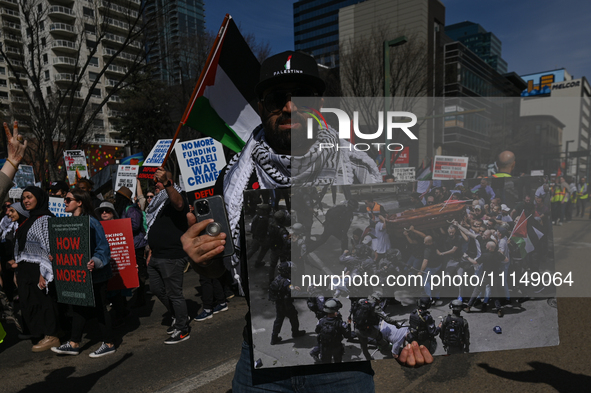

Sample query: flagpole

[160,14,231,167]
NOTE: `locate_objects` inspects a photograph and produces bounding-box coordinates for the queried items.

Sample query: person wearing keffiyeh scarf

[181,51,432,390]
[15,186,60,352]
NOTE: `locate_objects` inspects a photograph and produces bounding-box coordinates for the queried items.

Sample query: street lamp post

[384,36,408,176]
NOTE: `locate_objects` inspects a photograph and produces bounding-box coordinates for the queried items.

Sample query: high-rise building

[445,21,508,74]
[293,0,366,68]
[145,0,205,85]
[520,69,591,178]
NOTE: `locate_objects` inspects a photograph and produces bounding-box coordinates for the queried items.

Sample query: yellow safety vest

[492,173,511,178]
[551,186,565,203]
[579,183,589,200]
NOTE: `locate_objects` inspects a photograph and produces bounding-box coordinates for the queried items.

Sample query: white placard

[531,170,544,176]
[143,139,179,167]
[114,165,139,198]
[433,155,469,180]
[8,188,22,199]
[63,150,89,184]
[48,197,72,217]
[175,137,226,192]
[393,167,415,182]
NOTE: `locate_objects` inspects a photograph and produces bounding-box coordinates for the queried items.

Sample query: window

[46,86,51,95]
[41,37,46,48]
[0,91,8,98]
[0,79,6,87]
[37,4,42,12]
[39,21,44,31]
[43,54,48,65]
[86,39,96,51]
[91,88,101,97]
[93,119,104,127]
[85,23,96,34]
[89,71,100,82]
[89,56,99,67]
[44,70,50,81]
[83,7,94,18]
[92,103,102,112]
[0,67,5,75]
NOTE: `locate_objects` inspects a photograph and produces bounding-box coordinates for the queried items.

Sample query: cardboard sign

[101,218,139,291]
[13,165,36,189]
[114,165,139,198]
[48,197,72,217]
[175,137,226,192]
[63,150,89,185]
[49,216,94,307]
[143,139,178,167]
[8,188,22,199]
[432,155,469,180]
[393,167,415,182]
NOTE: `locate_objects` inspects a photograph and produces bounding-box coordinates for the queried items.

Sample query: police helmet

[323,298,343,313]
[274,210,287,223]
[346,199,359,210]
[292,223,305,234]
[277,261,293,277]
[418,297,431,309]
[450,299,464,311]
[369,291,383,303]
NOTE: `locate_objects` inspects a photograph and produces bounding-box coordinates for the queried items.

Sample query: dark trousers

[355,327,387,361]
[272,300,300,337]
[17,262,59,337]
[199,276,225,310]
[320,343,344,363]
[577,198,587,217]
[148,256,189,331]
[71,281,113,344]
[308,227,349,254]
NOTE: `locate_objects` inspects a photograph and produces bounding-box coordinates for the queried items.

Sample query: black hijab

[16,186,55,252]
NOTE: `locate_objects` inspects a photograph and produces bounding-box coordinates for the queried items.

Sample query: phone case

[193,195,235,257]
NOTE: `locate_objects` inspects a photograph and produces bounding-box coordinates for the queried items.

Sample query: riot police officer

[439,299,470,355]
[267,210,291,285]
[248,204,271,268]
[310,298,350,363]
[268,262,306,345]
[406,297,439,354]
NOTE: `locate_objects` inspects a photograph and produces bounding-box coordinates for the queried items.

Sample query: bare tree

[0,0,165,182]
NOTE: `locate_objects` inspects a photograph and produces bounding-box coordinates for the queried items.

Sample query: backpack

[408,309,430,342]
[269,276,288,302]
[317,318,342,345]
[353,299,378,331]
[442,314,464,348]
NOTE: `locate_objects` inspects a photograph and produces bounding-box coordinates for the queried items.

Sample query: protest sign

[114,165,139,197]
[393,167,415,182]
[13,165,36,189]
[101,218,138,291]
[63,150,89,184]
[432,155,469,180]
[49,216,94,307]
[138,139,179,179]
[8,188,22,199]
[175,137,226,202]
[49,197,72,217]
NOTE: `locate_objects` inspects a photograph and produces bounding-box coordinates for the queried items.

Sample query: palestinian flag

[181,15,260,153]
[510,211,544,259]
[416,158,432,180]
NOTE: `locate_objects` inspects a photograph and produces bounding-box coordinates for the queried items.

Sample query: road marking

[155,358,238,393]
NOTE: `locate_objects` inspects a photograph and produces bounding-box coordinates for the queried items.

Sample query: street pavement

[1,213,591,392]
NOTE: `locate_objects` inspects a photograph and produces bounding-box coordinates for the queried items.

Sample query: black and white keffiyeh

[144,183,184,240]
[223,124,380,294]
[15,215,53,283]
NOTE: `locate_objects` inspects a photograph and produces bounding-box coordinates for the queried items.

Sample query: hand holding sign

[154,166,169,185]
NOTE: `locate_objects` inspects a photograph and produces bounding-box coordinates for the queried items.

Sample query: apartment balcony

[54,73,77,83]
[105,64,126,75]
[8,71,27,79]
[11,95,29,105]
[4,45,21,58]
[103,47,138,62]
[108,95,122,103]
[99,1,139,19]
[1,31,21,44]
[58,89,83,99]
[2,20,20,31]
[102,17,130,34]
[103,32,142,50]
[49,22,76,37]
[53,56,78,68]
[89,134,126,146]
[108,109,124,117]
[0,0,18,8]
[9,59,24,69]
[0,7,19,19]
[51,39,78,54]
[48,5,75,21]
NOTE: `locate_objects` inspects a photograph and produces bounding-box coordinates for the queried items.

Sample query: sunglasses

[63,197,76,204]
[147,195,154,199]
[99,209,113,215]
[261,88,317,113]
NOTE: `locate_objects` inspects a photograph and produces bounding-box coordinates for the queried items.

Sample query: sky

[204,0,591,81]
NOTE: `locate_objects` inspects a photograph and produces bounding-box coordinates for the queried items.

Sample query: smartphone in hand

[193,196,235,258]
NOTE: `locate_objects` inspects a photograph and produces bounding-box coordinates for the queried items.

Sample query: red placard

[101,218,139,291]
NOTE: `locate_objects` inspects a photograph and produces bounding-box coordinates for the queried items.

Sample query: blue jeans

[232,341,375,392]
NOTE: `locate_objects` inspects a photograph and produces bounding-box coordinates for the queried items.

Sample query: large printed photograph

[245,177,558,368]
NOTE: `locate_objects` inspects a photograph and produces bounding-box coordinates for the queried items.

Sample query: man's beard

[263,112,314,154]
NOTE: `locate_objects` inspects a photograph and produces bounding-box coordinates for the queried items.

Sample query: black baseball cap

[255,51,326,98]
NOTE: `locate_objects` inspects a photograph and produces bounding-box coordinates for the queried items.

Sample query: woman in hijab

[51,188,115,358]
[15,186,59,352]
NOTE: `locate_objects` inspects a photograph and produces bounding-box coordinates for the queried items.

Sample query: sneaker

[270,335,283,345]
[32,335,60,352]
[167,316,192,334]
[89,342,116,358]
[195,309,213,321]
[51,342,80,356]
[165,329,190,344]
[292,330,306,338]
[213,303,228,314]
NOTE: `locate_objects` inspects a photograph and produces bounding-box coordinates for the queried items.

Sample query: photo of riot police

[244,177,559,368]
